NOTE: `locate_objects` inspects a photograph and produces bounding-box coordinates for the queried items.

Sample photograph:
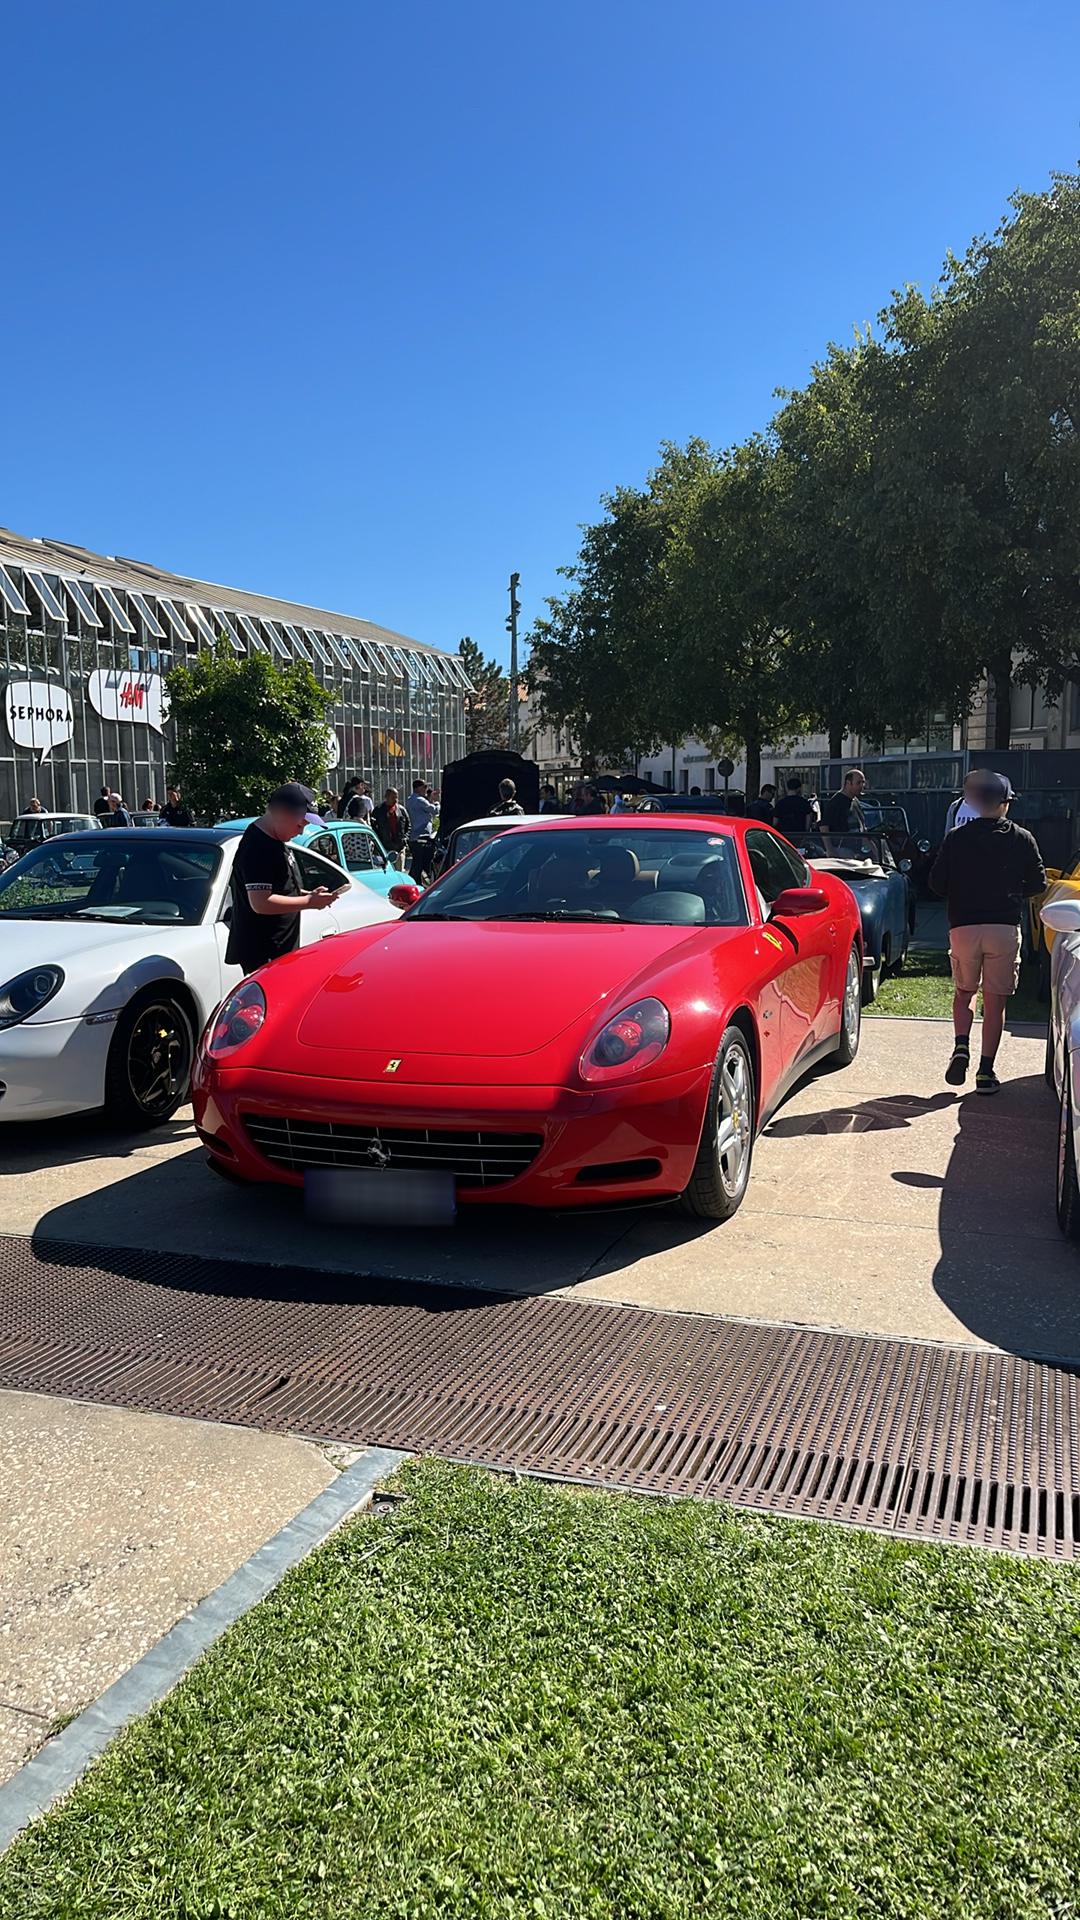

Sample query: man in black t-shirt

[775,776,814,839]
[930,771,1046,1095]
[823,768,868,836]
[225,783,341,975]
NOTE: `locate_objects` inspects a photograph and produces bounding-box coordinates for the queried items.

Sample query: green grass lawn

[3,1462,1079,1919]
[867,945,1046,1023]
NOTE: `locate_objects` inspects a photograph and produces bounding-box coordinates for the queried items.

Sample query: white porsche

[0,826,400,1126]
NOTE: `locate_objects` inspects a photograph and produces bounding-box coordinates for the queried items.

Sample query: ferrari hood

[292,919,713,1059]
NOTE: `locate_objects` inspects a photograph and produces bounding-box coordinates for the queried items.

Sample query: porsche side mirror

[389,882,422,910]
[769,885,830,919]
[1041,899,1080,935]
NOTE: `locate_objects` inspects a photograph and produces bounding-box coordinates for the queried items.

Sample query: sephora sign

[88,669,168,734]
[5,680,75,761]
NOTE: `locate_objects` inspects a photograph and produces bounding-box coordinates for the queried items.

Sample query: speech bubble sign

[5,679,75,762]
[87,669,168,734]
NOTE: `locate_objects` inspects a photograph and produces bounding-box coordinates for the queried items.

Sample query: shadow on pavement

[925,1072,1080,1363]
[765,1092,958,1138]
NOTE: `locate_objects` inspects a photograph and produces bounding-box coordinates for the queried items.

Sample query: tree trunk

[828,720,844,760]
[743,726,761,801]
[990,654,1013,751]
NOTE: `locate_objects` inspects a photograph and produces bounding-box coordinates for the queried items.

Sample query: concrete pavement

[0,1017,1076,1360]
[0,1390,339,1785]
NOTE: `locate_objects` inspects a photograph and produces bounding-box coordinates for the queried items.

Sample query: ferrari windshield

[0,837,222,923]
[412,827,749,925]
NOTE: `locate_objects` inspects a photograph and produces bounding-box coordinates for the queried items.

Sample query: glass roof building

[0,527,468,824]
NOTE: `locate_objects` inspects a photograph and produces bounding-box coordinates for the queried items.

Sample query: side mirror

[770,885,830,919]
[1041,899,1080,935]
[388,882,422,910]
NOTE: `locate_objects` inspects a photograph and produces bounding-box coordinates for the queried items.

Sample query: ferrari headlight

[0,965,64,1028]
[580,996,670,1084]
[206,981,267,1059]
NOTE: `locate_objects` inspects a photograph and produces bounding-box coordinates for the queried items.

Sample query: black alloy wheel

[105,993,194,1127]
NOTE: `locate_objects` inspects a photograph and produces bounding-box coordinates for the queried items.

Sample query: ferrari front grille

[241,1113,544,1188]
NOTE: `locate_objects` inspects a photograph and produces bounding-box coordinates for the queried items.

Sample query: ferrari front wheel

[831,945,862,1068]
[679,1027,755,1221]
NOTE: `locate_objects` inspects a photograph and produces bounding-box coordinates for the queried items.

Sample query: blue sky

[5,1,1080,663]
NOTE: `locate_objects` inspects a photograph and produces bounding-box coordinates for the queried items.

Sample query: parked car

[433,813,552,879]
[193,816,863,1222]
[0,827,399,1126]
[1040,895,1080,1237]
[791,826,912,1003]
[2,811,101,870]
[1029,854,1080,998]
[861,802,933,895]
[217,816,399,901]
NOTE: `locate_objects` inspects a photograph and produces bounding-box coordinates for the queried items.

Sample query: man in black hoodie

[929,772,1045,1095]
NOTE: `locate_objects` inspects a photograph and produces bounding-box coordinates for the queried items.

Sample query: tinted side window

[745,829,810,904]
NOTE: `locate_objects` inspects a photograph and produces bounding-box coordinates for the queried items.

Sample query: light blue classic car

[793,827,913,1003]
[217,816,398,900]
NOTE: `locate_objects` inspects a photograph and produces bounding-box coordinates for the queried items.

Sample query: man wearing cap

[929,772,1045,1094]
[225,783,340,976]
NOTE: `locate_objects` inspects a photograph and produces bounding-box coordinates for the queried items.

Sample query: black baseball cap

[267,782,316,813]
[969,770,1015,803]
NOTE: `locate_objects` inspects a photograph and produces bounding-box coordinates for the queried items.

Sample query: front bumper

[0,1014,111,1120]
[192,1060,714,1207]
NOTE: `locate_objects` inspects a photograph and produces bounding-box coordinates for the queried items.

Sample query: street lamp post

[507,572,520,749]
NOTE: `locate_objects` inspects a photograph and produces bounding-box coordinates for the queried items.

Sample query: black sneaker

[975,1067,1000,1096]
[945,1045,969,1086]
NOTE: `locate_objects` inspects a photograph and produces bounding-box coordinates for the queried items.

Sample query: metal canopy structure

[0,525,469,822]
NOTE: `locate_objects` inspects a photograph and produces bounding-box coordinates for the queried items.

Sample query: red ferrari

[192,816,862,1221]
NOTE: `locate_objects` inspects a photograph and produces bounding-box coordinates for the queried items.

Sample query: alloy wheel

[126,1002,191,1119]
[715,1045,751,1198]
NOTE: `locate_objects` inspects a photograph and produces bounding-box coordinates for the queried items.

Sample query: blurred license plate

[304,1167,456,1228]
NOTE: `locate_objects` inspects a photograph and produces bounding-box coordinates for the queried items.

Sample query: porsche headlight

[580,997,670,1084]
[0,966,65,1028]
[205,981,267,1059]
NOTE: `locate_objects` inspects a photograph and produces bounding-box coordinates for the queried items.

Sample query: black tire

[890,937,905,976]
[1056,1068,1080,1242]
[831,943,862,1068]
[679,1026,755,1222]
[104,991,194,1128]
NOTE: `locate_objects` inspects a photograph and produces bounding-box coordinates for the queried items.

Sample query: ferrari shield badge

[384,1058,402,1073]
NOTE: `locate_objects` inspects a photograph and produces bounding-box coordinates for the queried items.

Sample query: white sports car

[0,826,400,1126]
[1041,894,1080,1237]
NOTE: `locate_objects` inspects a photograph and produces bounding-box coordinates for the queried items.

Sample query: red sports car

[192,816,862,1222]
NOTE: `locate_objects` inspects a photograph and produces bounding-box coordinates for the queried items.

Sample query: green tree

[166,644,333,821]
[527,441,718,766]
[458,636,510,753]
[776,340,899,756]
[863,174,1080,746]
[664,437,815,797]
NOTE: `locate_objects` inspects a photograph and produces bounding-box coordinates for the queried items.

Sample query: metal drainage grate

[0,1233,1077,1559]
[241,1114,544,1186]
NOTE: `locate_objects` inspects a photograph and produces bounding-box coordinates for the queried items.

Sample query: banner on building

[88,670,168,734]
[4,679,75,762]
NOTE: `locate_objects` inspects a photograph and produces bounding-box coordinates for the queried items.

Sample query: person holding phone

[226,783,340,975]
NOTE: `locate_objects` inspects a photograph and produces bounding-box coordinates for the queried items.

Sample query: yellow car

[1030,860,1080,990]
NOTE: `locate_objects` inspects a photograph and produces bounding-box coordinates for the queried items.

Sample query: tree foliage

[165,645,333,822]
[458,636,510,754]
[533,170,1080,766]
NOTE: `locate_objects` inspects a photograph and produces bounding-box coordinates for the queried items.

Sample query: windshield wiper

[495,909,611,921]
[412,911,473,921]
